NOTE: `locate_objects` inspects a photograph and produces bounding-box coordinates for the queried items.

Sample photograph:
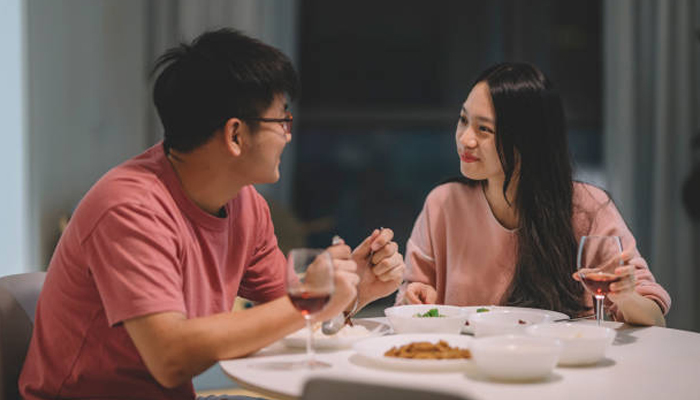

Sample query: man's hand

[313,244,359,322]
[352,228,405,309]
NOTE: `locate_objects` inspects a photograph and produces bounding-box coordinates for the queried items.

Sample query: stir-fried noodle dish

[384,340,472,359]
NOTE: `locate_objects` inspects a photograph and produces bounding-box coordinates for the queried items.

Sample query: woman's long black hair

[457,62,588,317]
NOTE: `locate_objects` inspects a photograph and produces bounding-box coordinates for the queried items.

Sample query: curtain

[603,0,699,331]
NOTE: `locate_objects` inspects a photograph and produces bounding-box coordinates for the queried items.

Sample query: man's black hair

[152,28,299,153]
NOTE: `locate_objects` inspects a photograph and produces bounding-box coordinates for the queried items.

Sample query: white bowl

[461,306,569,334]
[468,309,557,337]
[471,334,562,381]
[525,323,616,366]
[384,305,468,334]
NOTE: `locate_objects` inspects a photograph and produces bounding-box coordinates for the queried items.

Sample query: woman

[397,63,670,326]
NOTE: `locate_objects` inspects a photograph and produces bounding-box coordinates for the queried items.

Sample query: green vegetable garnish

[414,308,445,318]
[476,307,490,313]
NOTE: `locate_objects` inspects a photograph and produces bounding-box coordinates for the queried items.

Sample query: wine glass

[286,248,334,369]
[576,235,623,326]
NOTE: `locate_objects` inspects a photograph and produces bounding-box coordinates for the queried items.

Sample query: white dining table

[219,318,700,400]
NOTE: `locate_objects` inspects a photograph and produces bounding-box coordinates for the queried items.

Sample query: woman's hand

[404,282,437,304]
[571,251,636,304]
[607,252,665,326]
[607,262,636,304]
[572,251,665,326]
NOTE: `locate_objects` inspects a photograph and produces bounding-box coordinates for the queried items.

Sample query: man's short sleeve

[237,194,286,303]
[84,204,187,326]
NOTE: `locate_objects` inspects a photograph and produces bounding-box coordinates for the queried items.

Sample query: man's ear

[224,118,244,156]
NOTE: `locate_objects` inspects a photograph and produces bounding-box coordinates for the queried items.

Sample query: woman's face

[455,82,504,182]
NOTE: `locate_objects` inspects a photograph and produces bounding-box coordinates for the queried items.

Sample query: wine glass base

[249,359,332,371]
[299,359,332,369]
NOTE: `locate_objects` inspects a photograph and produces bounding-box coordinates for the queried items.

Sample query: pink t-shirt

[20,143,287,400]
[397,182,671,319]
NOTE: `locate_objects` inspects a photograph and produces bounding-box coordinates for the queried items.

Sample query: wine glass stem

[595,295,605,326]
[305,315,316,365]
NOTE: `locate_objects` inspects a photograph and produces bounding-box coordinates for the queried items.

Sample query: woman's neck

[483,177,519,230]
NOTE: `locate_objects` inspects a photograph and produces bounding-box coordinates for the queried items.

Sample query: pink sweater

[397,182,671,319]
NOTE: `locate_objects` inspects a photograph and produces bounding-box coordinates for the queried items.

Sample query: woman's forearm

[615,293,666,327]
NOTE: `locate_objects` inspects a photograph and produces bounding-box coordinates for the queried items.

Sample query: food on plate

[294,322,371,339]
[384,340,471,359]
[465,307,491,326]
[413,308,445,318]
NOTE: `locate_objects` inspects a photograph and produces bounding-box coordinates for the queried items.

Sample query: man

[20,29,404,400]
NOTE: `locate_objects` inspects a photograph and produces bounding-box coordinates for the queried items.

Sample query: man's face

[242,94,292,184]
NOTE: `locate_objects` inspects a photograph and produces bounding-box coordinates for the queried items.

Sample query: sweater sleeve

[583,188,672,318]
[396,197,438,305]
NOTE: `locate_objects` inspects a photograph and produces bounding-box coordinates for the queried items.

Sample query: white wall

[0,0,28,275]
[23,0,300,269]
[26,0,149,268]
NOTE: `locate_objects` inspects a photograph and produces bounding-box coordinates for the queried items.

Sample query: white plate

[282,319,390,349]
[353,333,473,371]
[461,306,569,334]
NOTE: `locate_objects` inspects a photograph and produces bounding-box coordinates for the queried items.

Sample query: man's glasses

[243,112,293,135]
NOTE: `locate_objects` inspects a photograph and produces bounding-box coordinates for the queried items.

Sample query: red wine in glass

[580,272,621,296]
[577,235,623,326]
[288,291,331,316]
[285,248,334,369]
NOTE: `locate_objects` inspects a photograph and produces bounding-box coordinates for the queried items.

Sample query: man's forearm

[125,296,305,388]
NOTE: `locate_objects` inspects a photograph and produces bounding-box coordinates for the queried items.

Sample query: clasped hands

[314,228,405,321]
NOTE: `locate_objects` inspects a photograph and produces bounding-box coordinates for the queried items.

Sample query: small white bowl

[471,334,562,381]
[468,309,555,337]
[384,305,468,334]
[526,323,616,366]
